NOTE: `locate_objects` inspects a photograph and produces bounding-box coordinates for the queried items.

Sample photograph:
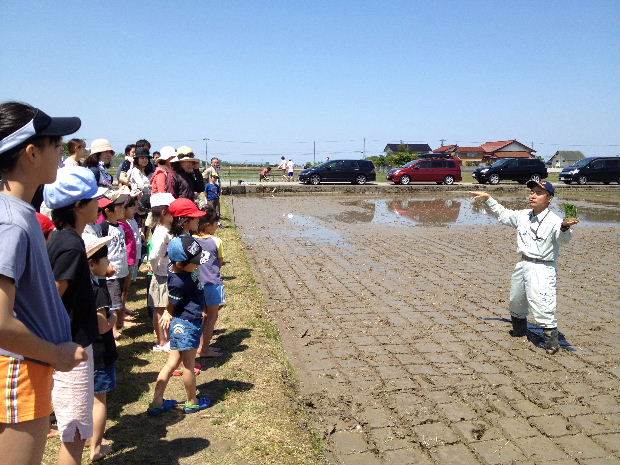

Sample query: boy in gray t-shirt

[0,102,87,465]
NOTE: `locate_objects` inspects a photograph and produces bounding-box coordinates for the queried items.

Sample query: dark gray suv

[473,158,548,185]
[559,157,620,185]
[299,159,376,185]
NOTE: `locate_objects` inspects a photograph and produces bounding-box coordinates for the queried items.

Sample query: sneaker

[162,341,170,352]
[183,396,212,414]
[152,344,164,352]
[147,399,177,416]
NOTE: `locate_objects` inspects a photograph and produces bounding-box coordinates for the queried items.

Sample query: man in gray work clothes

[470,181,579,354]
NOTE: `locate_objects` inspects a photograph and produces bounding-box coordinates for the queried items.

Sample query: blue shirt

[194,235,223,285]
[0,194,72,353]
[167,268,204,325]
[205,182,221,201]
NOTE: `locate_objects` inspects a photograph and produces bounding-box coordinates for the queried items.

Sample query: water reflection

[387,199,461,225]
[332,197,620,227]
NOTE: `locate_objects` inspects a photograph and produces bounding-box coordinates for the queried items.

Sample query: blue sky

[1,0,618,162]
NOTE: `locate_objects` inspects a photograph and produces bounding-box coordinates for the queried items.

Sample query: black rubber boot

[544,328,560,354]
[509,316,527,337]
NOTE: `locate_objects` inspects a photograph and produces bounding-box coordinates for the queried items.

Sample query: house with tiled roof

[479,140,535,161]
[432,141,533,163]
[384,143,431,154]
[455,146,487,161]
[433,144,457,154]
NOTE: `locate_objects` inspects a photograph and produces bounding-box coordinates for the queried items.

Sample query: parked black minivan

[298,159,376,185]
[472,157,547,184]
[559,157,620,185]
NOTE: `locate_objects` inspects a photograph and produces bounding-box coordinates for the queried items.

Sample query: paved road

[235,194,620,465]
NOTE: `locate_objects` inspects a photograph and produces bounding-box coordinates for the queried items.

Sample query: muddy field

[234,193,620,465]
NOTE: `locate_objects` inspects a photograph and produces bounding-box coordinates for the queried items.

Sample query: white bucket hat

[90,138,114,155]
[83,234,113,258]
[176,146,194,156]
[159,146,177,161]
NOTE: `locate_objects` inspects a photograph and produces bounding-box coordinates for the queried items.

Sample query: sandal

[147,399,177,416]
[183,396,212,414]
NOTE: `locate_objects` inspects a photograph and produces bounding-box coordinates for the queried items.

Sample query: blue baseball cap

[43,166,109,209]
[167,235,203,265]
[526,180,555,196]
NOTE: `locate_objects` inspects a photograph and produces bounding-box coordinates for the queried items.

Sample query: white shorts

[148,274,168,308]
[52,345,94,442]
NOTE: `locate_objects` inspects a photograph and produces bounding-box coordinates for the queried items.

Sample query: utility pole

[440,138,446,147]
[313,141,316,165]
[202,138,210,163]
[363,137,366,158]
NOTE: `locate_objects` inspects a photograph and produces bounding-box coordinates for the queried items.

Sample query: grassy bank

[42,198,324,465]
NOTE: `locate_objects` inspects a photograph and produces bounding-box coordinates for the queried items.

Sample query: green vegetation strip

[43,198,324,465]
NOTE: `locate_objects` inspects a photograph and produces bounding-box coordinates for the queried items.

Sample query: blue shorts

[203,283,226,307]
[169,317,202,351]
[94,363,116,394]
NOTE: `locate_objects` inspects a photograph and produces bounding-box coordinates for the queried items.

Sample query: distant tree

[365,155,386,167]
[386,151,418,167]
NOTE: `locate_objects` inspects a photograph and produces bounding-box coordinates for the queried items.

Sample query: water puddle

[284,213,353,249]
[334,197,620,227]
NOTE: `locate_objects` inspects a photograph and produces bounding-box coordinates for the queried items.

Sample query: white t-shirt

[277,159,287,170]
[83,222,129,279]
[62,157,80,167]
[148,225,172,277]
[128,167,151,193]
[286,160,294,173]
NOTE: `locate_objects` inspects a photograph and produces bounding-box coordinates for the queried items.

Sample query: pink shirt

[119,220,137,266]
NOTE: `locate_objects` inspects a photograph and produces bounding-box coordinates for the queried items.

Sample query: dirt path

[234,194,620,465]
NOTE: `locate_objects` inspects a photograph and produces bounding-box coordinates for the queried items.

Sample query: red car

[386,158,462,185]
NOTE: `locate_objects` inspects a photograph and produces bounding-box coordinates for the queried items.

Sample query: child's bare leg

[115,305,126,330]
[58,430,87,465]
[180,349,198,405]
[197,305,221,356]
[121,276,131,311]
[90,393,107,461]
[152,351,181,406]
[0,417,50,465]
[153,307,167,346]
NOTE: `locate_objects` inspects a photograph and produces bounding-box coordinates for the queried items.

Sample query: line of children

[1,101,230,464]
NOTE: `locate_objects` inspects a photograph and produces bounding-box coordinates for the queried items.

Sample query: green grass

[42,198,325,465]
